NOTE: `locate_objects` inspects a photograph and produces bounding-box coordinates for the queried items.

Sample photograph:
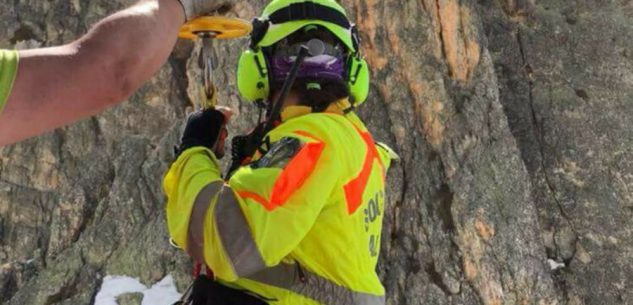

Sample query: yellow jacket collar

[280,98,353,122]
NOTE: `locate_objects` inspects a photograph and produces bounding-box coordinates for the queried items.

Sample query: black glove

[177,109,228,158]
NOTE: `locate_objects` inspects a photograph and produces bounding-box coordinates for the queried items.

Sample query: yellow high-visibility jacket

[164,100,396,305]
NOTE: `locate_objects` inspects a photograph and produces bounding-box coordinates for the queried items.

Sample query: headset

[236,1,370,106]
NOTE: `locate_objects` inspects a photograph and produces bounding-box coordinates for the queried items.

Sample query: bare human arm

[0,0,216,146]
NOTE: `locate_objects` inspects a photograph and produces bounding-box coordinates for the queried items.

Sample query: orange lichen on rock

[435,0,481,82]
[463,258,478,281]
[386,15,401,55]
[420,100,446,148]
[463,258,505,305]
[350,0,388,70]
[408,80,446,148]
[475,219,496,241]
[457,222,505,305]
[420,0,446,60]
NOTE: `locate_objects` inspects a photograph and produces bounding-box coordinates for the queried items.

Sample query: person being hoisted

[163,0,398,304]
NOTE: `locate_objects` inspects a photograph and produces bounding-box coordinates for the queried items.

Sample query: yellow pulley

[179,16,252,40]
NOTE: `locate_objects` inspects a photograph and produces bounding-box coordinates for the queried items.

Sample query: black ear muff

[344,26,360,85]
[342,23,369,105]
[345,24,362,83]
[348,57,362,85]
[351,24,360,54]
[250,18,270,50]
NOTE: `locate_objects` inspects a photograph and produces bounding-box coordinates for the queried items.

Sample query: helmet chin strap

[264,45,310,130]
[226,46,311,178]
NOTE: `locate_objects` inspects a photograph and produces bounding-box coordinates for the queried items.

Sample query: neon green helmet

[236,0,370,105]
[257,0,356,51]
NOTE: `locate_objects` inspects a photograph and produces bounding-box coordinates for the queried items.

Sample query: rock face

[0,0,631,304]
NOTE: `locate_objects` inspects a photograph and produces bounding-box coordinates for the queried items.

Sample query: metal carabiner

[179,16,253,110]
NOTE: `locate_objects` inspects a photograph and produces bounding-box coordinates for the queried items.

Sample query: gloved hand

[177,0,234,21]
[177,107,232,158]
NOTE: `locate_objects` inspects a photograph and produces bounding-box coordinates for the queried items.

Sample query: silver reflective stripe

[214,186,267,277]
[188,181,223,262]
[247,263,385,305]
[188,182,267,277]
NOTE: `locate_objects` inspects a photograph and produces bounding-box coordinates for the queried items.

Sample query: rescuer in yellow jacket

[163,1,397,304]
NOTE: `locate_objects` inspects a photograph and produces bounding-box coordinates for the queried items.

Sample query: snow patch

[547,259,566,271]
[141,276,182,305]
[94,274,181,305]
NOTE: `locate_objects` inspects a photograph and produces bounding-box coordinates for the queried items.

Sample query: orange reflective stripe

[237,191,277,211]
[270,131,325,207]
[239,131,325,211]
[271,140,324,206]
[344,126,385,215]
[293,130,321,142]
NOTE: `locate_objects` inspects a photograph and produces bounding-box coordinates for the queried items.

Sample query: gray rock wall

[0,0,630,304]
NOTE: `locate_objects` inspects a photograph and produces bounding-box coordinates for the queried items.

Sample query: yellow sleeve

[163,147,223,251]
[0,50,19,116]
[163,128,339,282]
